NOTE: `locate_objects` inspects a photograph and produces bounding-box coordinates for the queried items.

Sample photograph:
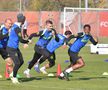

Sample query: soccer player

[6,14,31,84]
[59,24,98,81]
[24,20,56,77]
[34,31,74,74]
[0,18,13,75]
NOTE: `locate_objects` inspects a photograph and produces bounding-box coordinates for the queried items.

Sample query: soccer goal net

[63,7,108,43]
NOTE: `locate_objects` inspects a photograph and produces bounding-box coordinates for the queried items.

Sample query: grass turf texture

[0,38,108,90]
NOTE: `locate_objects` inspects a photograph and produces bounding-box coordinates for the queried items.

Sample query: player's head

[45,20,53,31]
[4,18,13,30]
[83,24,91,34]
[17,13,26,25]
[64,30,72,38]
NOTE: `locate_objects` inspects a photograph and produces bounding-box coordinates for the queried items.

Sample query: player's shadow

[73,71,84,73]
[19,77,42,82]
[71,76,107,81]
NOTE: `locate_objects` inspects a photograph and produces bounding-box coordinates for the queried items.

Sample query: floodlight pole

[85,0,88,12]
[78,0,82,32]
[19,0,22,13]
[79,0,81,8]
[63,8,66,34]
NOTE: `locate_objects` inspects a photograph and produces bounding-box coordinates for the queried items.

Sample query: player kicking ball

[59,24,98,81]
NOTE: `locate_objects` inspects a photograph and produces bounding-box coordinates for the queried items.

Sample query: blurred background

[0,0,108,43]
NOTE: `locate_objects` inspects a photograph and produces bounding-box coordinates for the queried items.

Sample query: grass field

[0,38,108,90]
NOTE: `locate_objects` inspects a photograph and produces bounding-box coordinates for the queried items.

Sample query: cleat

[34,64,40,73]
[23,70,31,78]
[63,71,70,81]
[11,77,20,84]
[58,76,65,80]
[40,68,48,74]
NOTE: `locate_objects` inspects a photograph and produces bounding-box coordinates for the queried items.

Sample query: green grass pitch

[0,38,108,90]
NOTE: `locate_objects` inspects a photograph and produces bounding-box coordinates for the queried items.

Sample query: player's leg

[0,48,13,74]
[6,47,20,84]
[28,52,41,70]
[33,47,52,73]
[70,57,85,70]
[17,48,24,69]
[63,57,85,81]
[5,57,13,74]
[34,57,45,73]
[59,51,85,81]
[40,52,56,74]
[24,45,44,75]
[24,51,42,78]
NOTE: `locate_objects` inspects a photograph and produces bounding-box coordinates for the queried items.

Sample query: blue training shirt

[46,34,66,53]
[7,22,21,49]
[69,34,94,53]
[0,25,9,48]
[36,29,53,48]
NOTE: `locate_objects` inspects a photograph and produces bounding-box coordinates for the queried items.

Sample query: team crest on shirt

[81,36,90,43]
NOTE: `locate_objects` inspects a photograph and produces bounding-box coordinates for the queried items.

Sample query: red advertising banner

[99,12,108,37]
[0,11,108,37]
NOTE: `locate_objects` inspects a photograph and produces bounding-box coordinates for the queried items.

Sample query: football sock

[65,67,73,73]
[40,66,46,70]
[60,72,64,77]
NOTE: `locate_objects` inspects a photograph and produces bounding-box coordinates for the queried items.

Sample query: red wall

[99,12,108,37]
[0,11,108,37]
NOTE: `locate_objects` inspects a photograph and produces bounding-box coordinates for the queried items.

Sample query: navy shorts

[0,48,9,60]
[68,50,81,65]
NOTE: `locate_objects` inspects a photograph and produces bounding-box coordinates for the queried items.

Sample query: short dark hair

[64,30,72,35]
[83,24,91,29]
[46,20,53,25]
[17,13,25,23]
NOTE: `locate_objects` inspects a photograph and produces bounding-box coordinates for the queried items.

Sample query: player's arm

[67,32,83,41]
[0,29,8,40]
[28,31,43,40]
[90,35,98,45]
[65,32,84,46]
[15,27,29,44]
[52,29,59,42]
[75,32,84,38]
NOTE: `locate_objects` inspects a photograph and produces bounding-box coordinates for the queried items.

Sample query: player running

[33,31,74,74]
[0,18,13,75]
[6,14,31,84]
[24,20,56,77]
[59,24,98,81]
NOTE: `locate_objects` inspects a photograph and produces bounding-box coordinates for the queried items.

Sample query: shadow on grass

[73,71,84,73]
[19,75,58,82]
[19,77,43,82]
[71,76,107,81]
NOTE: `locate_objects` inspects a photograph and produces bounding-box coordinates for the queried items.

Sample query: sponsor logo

[100,21,108,27]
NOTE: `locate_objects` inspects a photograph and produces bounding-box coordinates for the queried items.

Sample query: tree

[0,0,19,11]
[27,0,79,11]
